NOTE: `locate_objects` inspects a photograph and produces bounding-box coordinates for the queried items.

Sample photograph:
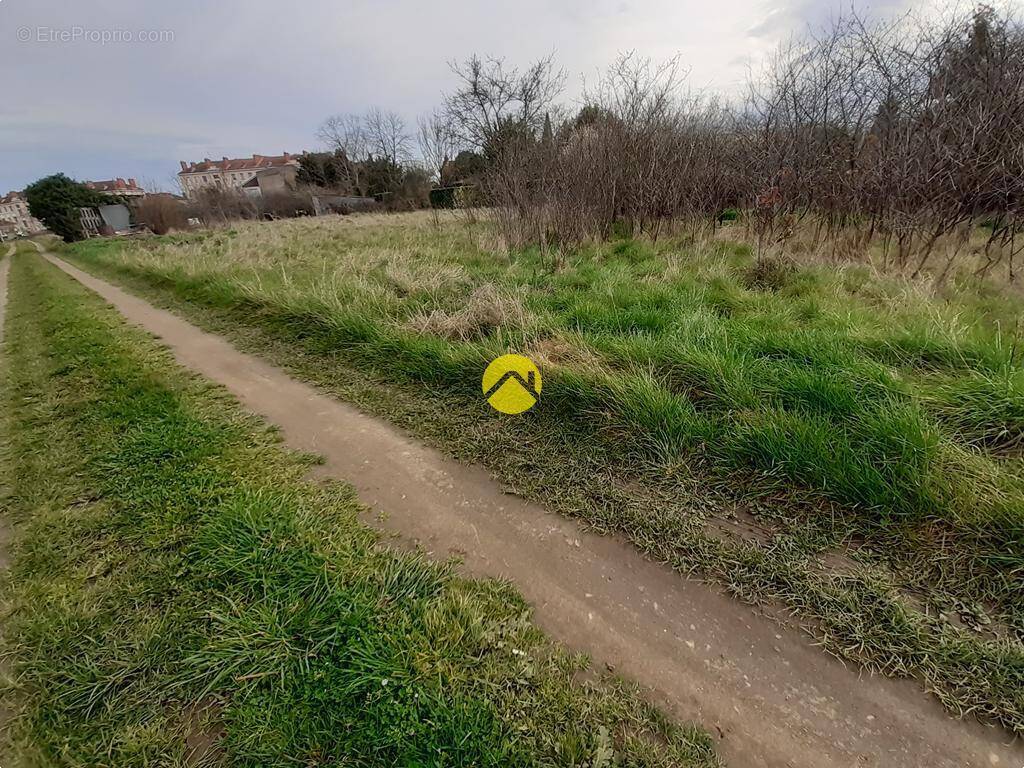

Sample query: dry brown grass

[406,283,531,341]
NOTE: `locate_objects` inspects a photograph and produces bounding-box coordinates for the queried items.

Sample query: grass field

[9,241,40,257]
[0,252,718,766]
[63,211,1024,732]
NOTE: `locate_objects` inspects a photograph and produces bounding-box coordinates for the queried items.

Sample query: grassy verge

[0,252,718,766]
[61,214,1024,733]
[9,241,38,257]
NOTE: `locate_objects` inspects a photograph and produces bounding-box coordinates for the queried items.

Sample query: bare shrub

[134,194,190,235]
[188,187,316,225]
[445,6,1024,286]
[475,52,751,252]
[189,187,259,225]
[742,6,1024,281]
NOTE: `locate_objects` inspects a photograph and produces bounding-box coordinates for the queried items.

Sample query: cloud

[747,0,924,40]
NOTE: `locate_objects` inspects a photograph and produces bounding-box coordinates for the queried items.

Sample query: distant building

[0,191,45,234]
[178,152,301,199]
[0,219,19,242]
[144,191,186,204]
[240,166,299,197]
[85,177,146,198]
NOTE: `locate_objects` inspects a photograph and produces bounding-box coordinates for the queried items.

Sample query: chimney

[129,178,138,188]
[203,158,211,163]
[180,161,187,172]
[222,156,229,162]
[283,151,290,160]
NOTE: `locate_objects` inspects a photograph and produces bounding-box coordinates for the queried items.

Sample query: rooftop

[179,153,300,175]
[85,178,143,193]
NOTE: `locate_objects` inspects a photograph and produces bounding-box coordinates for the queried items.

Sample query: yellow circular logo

[482,354,542,414]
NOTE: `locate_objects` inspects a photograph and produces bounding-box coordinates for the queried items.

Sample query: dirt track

[39,250,1023,768]
[0,255,12,570]
[0,253,15,735]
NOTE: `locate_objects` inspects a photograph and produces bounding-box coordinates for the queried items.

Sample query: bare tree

[317,113,368,161]
[364,107,412,166]
[317,113,369,194]
[417,110,458,185]
[444,54,566,152]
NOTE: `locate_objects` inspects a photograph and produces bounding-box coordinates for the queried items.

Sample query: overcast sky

[0,0,987,193]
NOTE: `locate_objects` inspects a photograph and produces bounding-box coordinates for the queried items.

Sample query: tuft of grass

[930,368,1024,452]
[739,255,797,292]
[0,253,718,767]
[62,213,1024,732]
[407,283,533,342]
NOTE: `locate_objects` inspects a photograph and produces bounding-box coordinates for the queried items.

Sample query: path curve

[41,251,1023,768]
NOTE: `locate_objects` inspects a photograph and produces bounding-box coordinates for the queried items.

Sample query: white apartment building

[177,152,301,199]
[0,191,45,234]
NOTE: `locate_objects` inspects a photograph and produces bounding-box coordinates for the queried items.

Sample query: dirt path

[0,255,12,571]
[0,252,14,735]
[41,252,1022,768]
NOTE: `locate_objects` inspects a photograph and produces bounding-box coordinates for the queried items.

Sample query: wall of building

[256,167,298,195]
[0,195,46,233]
[178,155,301,199]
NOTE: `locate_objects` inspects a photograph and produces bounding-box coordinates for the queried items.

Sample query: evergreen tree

[24,174,109,242]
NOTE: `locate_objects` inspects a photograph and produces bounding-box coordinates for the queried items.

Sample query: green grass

[9,241,38,257]
[61,212,1024,732]
[0,252,718,767]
